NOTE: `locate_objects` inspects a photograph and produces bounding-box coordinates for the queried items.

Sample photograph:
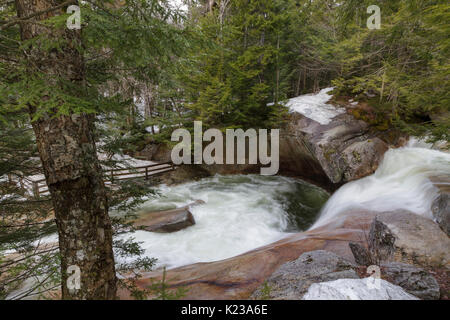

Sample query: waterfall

[312,138,450,229]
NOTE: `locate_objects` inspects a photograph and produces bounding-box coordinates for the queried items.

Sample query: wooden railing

[23,161,176,198]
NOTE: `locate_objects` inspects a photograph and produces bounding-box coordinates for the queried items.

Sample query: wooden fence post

[145,167,148,180]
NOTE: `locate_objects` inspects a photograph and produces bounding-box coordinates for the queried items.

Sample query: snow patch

[284,88,345,125]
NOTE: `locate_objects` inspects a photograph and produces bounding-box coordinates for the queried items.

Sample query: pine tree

[180,0,290,129]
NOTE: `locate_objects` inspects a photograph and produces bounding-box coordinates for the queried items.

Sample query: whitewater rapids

[312,138,450,228]
[116,175,328,269]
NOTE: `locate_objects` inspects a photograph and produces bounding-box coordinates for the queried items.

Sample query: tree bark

[15,0,117,299]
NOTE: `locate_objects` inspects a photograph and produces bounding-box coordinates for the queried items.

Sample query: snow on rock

[285,88,345,125]
[302,278,419,300]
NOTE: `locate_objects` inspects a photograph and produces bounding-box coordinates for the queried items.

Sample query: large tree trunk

[15,0,117,299]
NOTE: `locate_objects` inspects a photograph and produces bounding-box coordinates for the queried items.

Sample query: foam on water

[116,175,328,269]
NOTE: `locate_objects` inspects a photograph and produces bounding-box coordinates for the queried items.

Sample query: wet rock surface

[131,201,204,233]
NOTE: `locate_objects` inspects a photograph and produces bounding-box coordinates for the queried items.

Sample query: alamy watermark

[66,265,81,292]
[65,4,382,31]
[171,121,280,175]
[66,5,81,30]
[367,5,381,30]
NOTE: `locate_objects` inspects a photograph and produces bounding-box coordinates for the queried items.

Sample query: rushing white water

[116,175,328,269]
[312,138,450,229]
